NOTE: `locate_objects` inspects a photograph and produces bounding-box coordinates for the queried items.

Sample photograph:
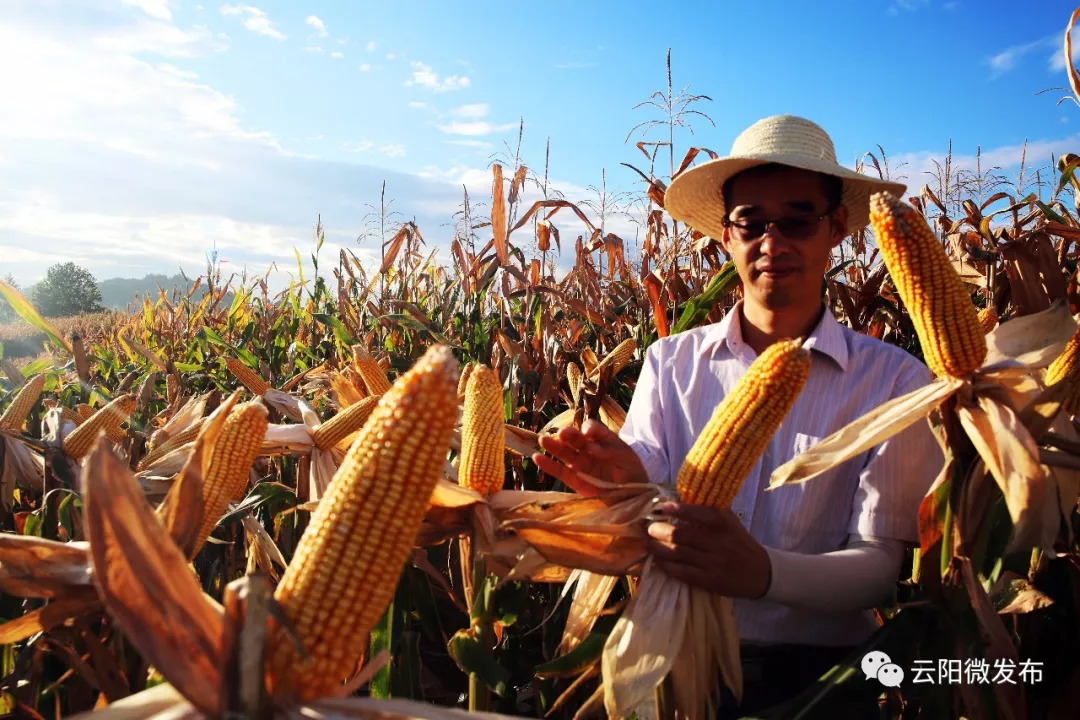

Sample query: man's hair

[721,162,843,212]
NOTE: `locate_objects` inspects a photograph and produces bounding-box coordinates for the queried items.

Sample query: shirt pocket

[772,432,852,552]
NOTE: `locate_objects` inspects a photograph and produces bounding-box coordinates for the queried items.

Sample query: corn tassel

[62,394,137,460]
[265,344,458,701]
[225,357,271,396]
[0,374,45,431]
[352,345,391,395]
[1047,326,1080,415]
[677,339,811,509]
[459,364,505,496]
[870,192,986,378]
[310,396,379,451]
[189,402,268,557]
[977,306,998,334]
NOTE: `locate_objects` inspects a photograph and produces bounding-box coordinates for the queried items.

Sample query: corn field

[8,8,1080,720]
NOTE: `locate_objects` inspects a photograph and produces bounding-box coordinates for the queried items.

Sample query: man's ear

[719,226,733,255]
[829,204,849,247]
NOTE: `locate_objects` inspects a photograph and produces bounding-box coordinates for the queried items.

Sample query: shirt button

[735,510,745,519]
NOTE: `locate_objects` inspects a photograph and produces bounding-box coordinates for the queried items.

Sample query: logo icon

[862,651,905,687]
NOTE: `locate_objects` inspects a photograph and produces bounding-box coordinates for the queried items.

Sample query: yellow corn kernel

[62,394,137,460]
[352,345,392,396]
[1047,326,1080,415]
[310,396,380,451]
[677,339,811,509]
[0,374,45,431]
[75,404,95,423]
[459,364,505,496]
[137,418,205,471]
[189,402,268,558]
[977,306,998,334]
[225,357,271,396]
[60,406,83,428]
[265,344,458,701]
[870,192,986,378]
[167,373,180,404]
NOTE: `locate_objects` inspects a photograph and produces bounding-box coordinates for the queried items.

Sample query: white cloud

[406,61,470,92]
[219,4,284,40]
[1049,35,1080,72]
[385,52,397,60]
[450,103,488,119]
[342,141,405,158]
[306,45,323,53]
[305,15,327,38]
[408,101,427,109]
[436,121,515,136]
[330,51,344,60]
[95,21,227,57]
[122,0,173,21]
[358,63,372,71]
[887,0,929,14]
[446,139,493,149]
[366,40,376,52]
[890,133,1080,183]
[987,35,1054,78]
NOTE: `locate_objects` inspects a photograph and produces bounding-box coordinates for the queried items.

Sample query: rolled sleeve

[618,341,671,486]
[846,362,944,543]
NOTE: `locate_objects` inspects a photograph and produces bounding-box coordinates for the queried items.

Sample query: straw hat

[665,115,906,239]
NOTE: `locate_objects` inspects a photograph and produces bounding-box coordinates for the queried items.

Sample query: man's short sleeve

[847,361,943,543]
[618,341,671,485]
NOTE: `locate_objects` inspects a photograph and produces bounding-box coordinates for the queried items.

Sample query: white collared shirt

[619,300,943,646]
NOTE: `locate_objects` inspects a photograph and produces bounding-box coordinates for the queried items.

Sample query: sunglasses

[721,205,837,242]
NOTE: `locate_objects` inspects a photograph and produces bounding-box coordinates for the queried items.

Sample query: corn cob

[592,338,636,380]
[137,418,205,471]
[265,344,458,701]
[566,362,583,407]
[75,404,94,423]
[1046,326,1080,415]
[166,373,180,404]
[225,357,271,396]
[352,345,392,395]
[977,306,998,334]
[62,394,137,460]
[677,339,811,509]
[458,364,506,496]
[189,402,268,557]
[310,396,379,451]
[0,374,45,431]
[870,192,986,378]
[598,396,627,433]
[60,407,83,428]
[457,361,475,401]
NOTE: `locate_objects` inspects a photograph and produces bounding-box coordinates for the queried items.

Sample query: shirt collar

[704,300,849,372]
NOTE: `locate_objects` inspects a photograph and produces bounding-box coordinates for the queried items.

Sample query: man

[533,115,944,715]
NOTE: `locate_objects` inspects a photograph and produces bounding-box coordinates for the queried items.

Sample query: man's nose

[758,224,785,255]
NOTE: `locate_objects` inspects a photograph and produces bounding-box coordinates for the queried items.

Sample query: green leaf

[174,362,202,373]
[313,313,354,347]
[369,601,394,699]
[0,279,73,355]
[19,358,53,377]
[671,262,740,335]
[22,511,43,537]
[218,482,296,526]
[1035,200,1068,225]
[235,347,259,368]
[535,632,607,678]
[447,629,511,697]
[199,326,228,348]
[381,313,455,347]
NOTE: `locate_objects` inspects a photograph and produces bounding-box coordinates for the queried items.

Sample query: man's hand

[532,419,649,496]
[646,502,772,599]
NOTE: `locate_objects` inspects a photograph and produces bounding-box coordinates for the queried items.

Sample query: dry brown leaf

[82,438,224,715]
[0,534,92,597]
[770,377,962,488]
[0,589,101,644]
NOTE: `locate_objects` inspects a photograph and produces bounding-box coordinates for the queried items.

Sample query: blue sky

[2,0,1079,291]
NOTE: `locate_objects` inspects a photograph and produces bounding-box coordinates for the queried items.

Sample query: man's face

[721,166,848,310]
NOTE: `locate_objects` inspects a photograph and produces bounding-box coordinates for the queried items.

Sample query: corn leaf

[0,279,72,355]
